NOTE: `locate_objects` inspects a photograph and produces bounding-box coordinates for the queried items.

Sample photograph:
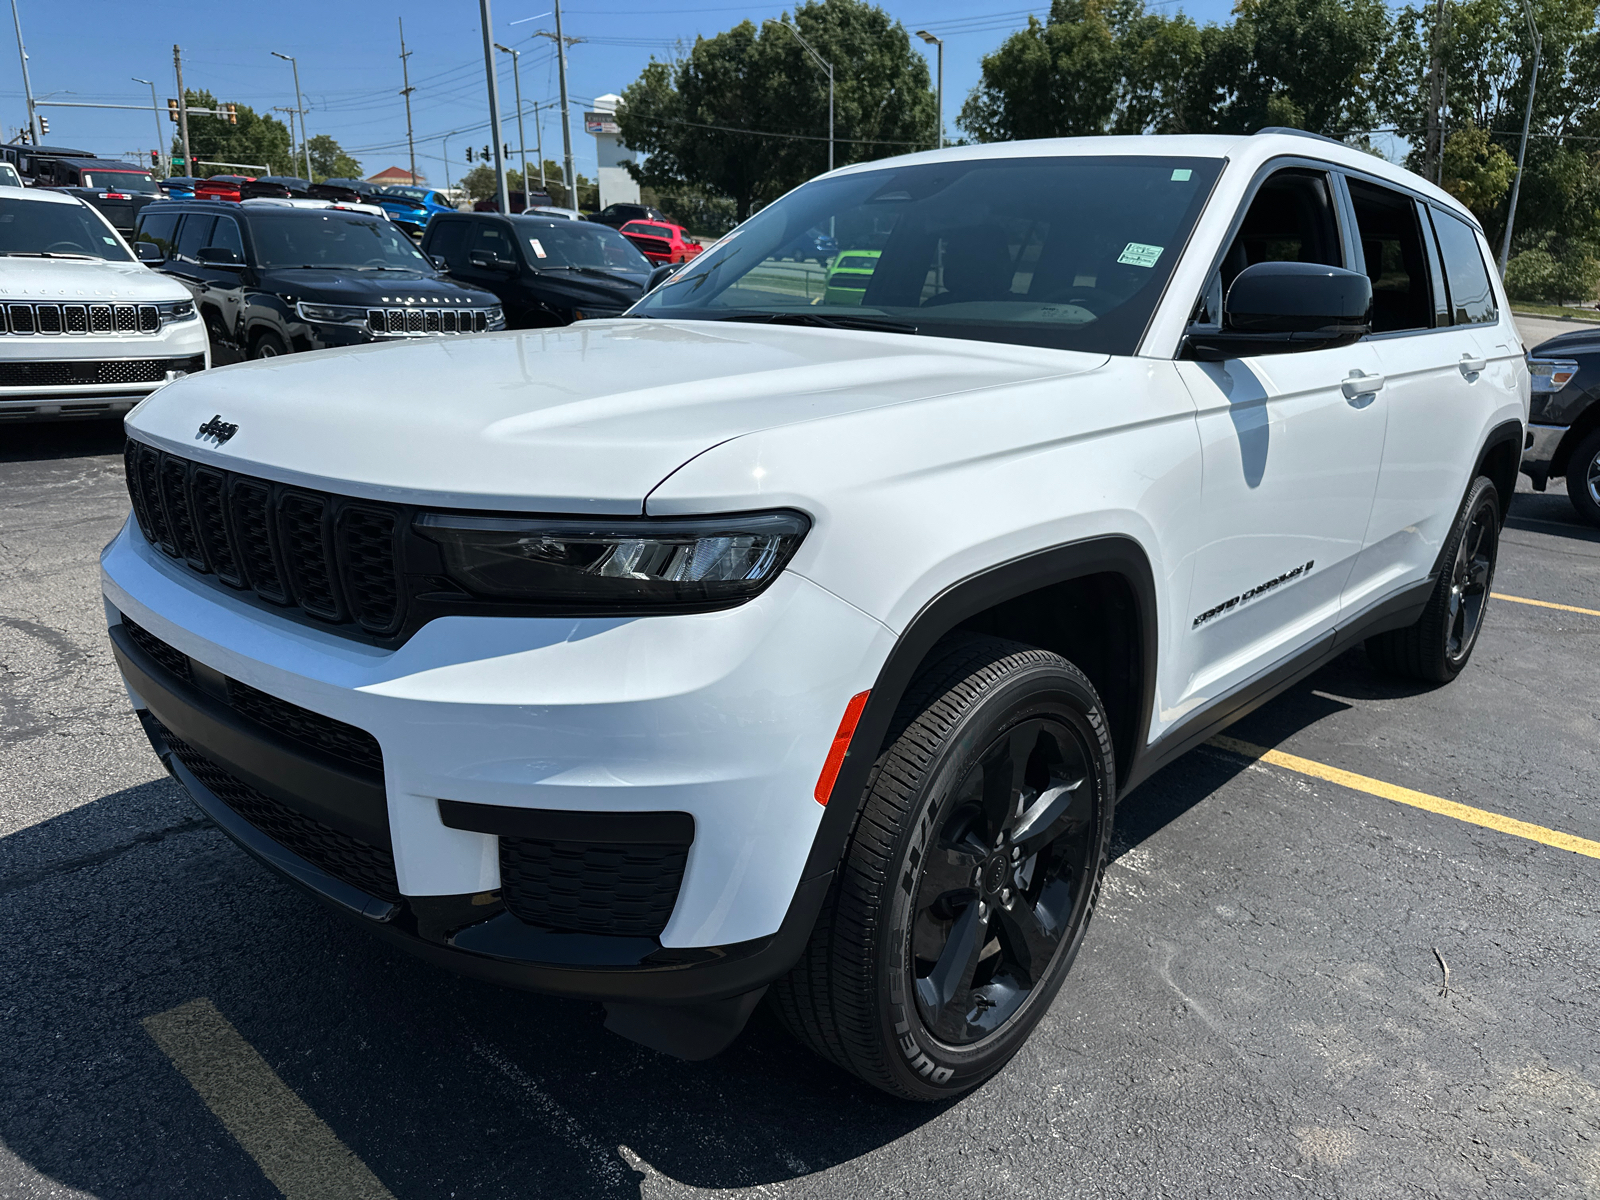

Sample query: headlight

[156,299,196,325]
[413,510,809,609]
[295,301,371,326]
[486,305,505,330]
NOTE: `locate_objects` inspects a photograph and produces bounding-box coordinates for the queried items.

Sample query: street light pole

[399,19,418,187]
[10,0,39,142]
[554,0,577,209]
[133,77,164,174]
[495,42,530,207]
[477,0,511,213]
[1499,0,1542,275]
[271,52,313,180]
[768,19,833,172]
[915,31,943,150]
[443,130,458,195]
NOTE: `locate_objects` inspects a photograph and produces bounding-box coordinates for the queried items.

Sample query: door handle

[1459,354,1488,376]
[1341,371,1385,399]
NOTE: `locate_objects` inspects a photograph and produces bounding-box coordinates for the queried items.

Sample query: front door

[1173,166,1388,710]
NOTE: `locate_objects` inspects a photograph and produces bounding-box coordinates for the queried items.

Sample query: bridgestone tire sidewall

[874,662,1115,1099]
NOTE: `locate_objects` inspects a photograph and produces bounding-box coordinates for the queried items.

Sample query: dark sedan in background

[1524,329,1600,527]
[133,199,502,362]
[422,212,650,327]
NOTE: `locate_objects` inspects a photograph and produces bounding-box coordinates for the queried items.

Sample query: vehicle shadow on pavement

[0,418,127,464]
[1504,489,1600,543]
[0,779,946,1199]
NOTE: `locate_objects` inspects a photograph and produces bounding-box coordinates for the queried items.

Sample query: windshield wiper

[539,265,639,280]
[715,311,920,336]
[2,250,99,260]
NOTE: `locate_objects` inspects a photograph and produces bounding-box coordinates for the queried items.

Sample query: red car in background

[193,176,293,203]
[618,220,703,265]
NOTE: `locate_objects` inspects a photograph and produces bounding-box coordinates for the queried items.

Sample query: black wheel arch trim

[1475,418,1524,522]
[800,534,1159,883]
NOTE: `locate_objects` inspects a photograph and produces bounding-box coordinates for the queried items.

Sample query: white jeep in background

[102,130,1523,1099]
[1,188,206,422]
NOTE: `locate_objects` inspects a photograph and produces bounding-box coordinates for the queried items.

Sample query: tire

[250,331,288,360]
[769,633,1116,1100]
[1565,426,1600,528]
[1365,475,1501,683]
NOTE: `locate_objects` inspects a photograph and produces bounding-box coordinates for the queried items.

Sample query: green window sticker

[1171,168,1192,181]
[1117,242,1163,268]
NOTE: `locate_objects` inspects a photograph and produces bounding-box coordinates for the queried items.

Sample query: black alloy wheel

[910,717,1098,1046]
[768,634,1115,1100]
[1366,475,1501,683]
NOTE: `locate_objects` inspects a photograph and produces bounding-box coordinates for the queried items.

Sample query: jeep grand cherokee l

[103,131,1524,1099]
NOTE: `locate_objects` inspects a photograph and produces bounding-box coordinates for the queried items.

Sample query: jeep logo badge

[196,415,238,445]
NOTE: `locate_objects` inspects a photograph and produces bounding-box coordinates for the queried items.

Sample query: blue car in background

[319,178,442,237]
[159,176,199,198]
[381,185,457,219]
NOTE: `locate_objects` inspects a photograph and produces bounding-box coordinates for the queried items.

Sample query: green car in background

[822,249,881,305]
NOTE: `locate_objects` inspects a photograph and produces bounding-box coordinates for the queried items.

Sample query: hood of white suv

[0,255,190,303]
[124,319,1108,512]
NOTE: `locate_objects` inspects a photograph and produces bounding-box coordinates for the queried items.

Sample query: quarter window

[1347,179,1431,333]
[1429,209,1498,325]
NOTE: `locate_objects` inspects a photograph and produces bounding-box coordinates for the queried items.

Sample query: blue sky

[4,0,1241,184]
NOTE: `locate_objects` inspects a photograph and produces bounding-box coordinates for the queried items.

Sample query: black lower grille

[0,355,204,388]
[499,837,689,937]
[158,721,401,903]
[121,618,192,682]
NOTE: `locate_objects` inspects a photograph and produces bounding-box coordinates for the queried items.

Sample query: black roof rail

[1254,126,1348,147]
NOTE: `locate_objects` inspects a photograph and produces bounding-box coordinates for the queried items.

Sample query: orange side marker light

[814,690,871,806]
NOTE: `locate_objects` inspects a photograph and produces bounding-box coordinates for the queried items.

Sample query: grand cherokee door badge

[1193,560,1314,628]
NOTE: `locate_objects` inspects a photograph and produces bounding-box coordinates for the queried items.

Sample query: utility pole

[399,19,417,187]
[443,130,457,194]
[495,42,530,206]
[173,45,193,174]
[271,52,312,180]
[133,76,164,175]
[534,100,545,188]
[915,30,943,149]
[477,0,510,213]
[1499,0,1542,274]
[1423,0,1446,184]
[531,20,581,208]
[11,0,39,142]
[768,19,833,172]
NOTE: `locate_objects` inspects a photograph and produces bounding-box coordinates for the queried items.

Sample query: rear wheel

[769,634,1115,1100]
[1565,426,1600,528]
[1366,475,1500,682]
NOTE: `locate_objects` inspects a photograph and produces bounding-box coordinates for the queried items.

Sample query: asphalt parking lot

[2,352,1597,1198]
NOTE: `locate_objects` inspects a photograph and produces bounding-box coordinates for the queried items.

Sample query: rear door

[1173,165,1386,708]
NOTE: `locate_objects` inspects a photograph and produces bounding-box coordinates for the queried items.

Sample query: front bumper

[1520,422,1569,487]
[102,517,890,1000]
[0,320,208,420]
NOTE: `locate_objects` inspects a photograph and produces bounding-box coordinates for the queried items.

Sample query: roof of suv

[0,187,89,208]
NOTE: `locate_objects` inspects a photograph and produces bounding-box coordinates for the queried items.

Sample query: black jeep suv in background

[133,199,503,362]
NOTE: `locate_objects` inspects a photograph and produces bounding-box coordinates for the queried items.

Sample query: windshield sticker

[102,236,117,245]
[1171,168,1193,182]
[529,238,546,258]
[1117,242,1163,268]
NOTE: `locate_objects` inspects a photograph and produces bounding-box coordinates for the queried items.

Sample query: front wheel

[769,634,1115,1100]
[1565,426,1600,528]
[250,331,289,360]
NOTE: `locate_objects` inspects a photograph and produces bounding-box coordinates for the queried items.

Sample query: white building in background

[587,94,640,209]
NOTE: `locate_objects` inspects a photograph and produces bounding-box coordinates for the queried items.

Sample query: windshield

[248,211,432,270]
[0,197,132,260]
[0,164,21,187]
[514,218,650,275]
[632,155,1224,355]
[82,171,160,194]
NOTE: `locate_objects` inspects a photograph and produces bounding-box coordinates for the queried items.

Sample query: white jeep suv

[1,188,206,421]
[102,131,1524,1099]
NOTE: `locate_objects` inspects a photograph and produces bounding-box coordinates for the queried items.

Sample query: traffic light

[38,115,48,134]
[226,103,238,126]
[482,146,490,162]
[503,143,510,159]
[150,150,159,167]
[168,98,179,122]
[465,146,473,162]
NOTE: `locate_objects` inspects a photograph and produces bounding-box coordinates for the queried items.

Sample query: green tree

[171,90,293,176]
[617,0,936,219]
[305,134,362,182]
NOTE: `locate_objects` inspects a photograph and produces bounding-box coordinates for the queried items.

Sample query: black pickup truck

[1524,328,1600,527]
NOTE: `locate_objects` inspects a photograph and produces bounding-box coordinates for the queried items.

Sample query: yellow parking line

[143,998,394,1200]
[1208,735,1600,861]
[1492,592,1600,617]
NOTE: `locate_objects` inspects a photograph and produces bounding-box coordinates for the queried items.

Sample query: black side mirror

[468,249,516,274]
[428,253,448,271]
[136,241,164,264]
[197,246,243,266]
[646,262,684,293]
[1186,261,1371,361]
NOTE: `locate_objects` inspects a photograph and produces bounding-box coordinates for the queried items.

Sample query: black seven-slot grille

[369,307,490,336]
[125,440,405,638]
[499,837,690,938]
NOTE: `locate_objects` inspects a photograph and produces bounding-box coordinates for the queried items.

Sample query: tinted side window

[470,222,519,264]
[136,211,179,256]
[1348,178,1430,333]
[1430,209,1497,325]
[209,215,245,259]
[1220,170,1342,293]
[427,219,469,268]
[174,214,214,261]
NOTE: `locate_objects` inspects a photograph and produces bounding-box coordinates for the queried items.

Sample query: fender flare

[1476,418,1525,522]
[799,535,1159,883]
